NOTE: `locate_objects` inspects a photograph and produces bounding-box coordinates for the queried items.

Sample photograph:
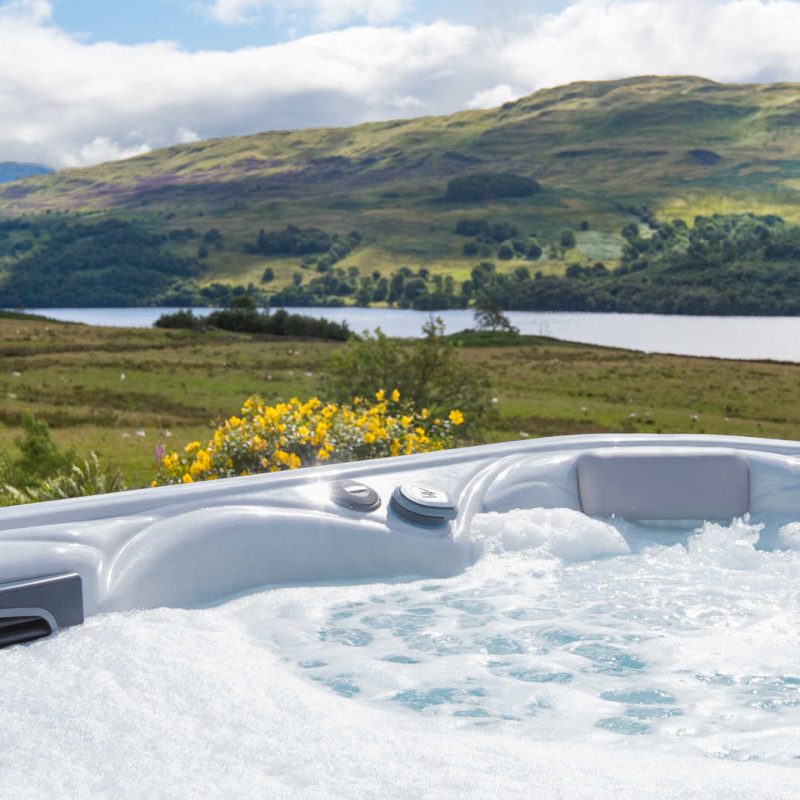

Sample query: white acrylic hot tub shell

[2,433,800,622]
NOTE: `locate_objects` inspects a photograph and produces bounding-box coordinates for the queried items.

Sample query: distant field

[2,318,800,488]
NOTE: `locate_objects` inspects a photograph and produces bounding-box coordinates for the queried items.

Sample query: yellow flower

[154,391,454,487]
[449,409,465,426]
[190,449,211,476]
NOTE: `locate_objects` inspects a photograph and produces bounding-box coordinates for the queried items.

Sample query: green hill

[1,75,800,310]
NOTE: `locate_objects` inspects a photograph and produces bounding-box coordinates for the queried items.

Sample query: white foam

[686,517,764,569]
[2,509,800,797]
[470,507,630,560]
[778,521,800,550]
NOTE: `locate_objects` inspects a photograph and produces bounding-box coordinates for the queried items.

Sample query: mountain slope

[1,75,799,308]
[0,162,53,184]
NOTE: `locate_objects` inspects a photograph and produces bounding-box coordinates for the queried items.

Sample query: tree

[526,242,543,260]
[261,267,275,283]
[473,299,519,334]
[560,230,577,249]
[497,243,514,260]
[228,295,257,312]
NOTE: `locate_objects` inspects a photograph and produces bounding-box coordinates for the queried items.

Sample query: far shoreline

[7,306,800,364]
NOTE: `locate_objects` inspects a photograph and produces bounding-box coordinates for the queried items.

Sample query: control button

[329,480,381,512]
[390,483,457,526]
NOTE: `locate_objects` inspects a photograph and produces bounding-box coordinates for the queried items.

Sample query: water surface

[18,307,800,362]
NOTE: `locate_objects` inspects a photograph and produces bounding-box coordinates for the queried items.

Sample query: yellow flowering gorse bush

[154,389,464,485]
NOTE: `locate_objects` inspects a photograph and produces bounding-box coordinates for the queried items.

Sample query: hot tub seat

[576,449,750,520]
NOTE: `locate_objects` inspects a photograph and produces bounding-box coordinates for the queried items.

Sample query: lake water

[18,307,800,363]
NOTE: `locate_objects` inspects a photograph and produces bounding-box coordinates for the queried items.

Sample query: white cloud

[68,137,152,169]
[501,0,800,88]
[207,0,262,25]
[0,0,51,23]
[0,1,475,167]
[207,0,409,28]
[3,0,800,168]
[175,126,201,144]
[467,83,521,109]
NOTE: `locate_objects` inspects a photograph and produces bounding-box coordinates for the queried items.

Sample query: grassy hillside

[3,317,800,487]
[1,75,799,306]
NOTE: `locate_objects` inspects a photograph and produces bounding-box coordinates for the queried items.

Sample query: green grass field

[2,317,800,488]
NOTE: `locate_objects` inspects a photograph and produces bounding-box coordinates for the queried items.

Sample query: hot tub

[2,434,800,798]
[2,432,800,642]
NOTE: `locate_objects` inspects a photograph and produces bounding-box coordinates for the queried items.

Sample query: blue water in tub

[2,507,800,797]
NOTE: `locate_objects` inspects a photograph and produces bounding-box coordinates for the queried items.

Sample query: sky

[2,0,800,169]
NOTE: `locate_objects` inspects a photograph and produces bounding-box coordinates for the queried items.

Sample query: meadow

[2,316,800,488]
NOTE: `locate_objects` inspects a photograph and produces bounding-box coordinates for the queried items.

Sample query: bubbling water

[255,509,800,761]
[2,507,800,797]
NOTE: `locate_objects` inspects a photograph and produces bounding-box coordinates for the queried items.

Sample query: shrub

[526,242,543,260]
[1,416,125,506]
[323,318,491,433]
[497,243,514,260]
[153,392,463,484]
[206,306,350,340]
[5,453,126,504]
[560,230,577,249]
[1,414,76,489]
[154,309,201,329]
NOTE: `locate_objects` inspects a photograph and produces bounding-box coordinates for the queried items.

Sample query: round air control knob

[390,483,457,526]
[329,480,381,512]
